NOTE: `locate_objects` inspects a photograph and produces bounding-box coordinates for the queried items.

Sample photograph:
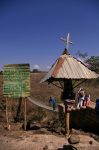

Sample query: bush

[0,103,6,110]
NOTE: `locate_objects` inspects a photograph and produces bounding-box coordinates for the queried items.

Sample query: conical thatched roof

[40,48,99,83]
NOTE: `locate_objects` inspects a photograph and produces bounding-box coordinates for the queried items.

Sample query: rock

[89,140,93,145]
[38,128,49,134]
[61,127,65,135]
[30,123,41,130]
[43,145,48,150]
[68,134,80,144]
[70,128,78,134]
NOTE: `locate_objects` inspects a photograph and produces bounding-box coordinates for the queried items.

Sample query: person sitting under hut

[83,93,90,107]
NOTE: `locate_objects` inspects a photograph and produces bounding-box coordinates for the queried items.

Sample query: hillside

[30,72,62,104]
[0,73,99,150]
[30,72,99,103]
[0,72,98,104]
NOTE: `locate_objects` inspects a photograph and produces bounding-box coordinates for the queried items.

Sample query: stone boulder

[68,134,80,144]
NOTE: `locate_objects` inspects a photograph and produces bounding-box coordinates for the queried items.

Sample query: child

[84,93,90,107]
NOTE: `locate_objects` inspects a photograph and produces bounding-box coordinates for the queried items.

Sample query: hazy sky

[0,0,99,70]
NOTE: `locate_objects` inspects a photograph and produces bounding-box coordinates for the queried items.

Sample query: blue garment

[51,98,56,105]
[49,97,56,110]
[95,100,99,111]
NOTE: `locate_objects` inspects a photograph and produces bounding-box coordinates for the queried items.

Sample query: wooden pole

[65,105,70,136]
[24,98,27,130]
[15,97,22,122]
[6,97,9,129]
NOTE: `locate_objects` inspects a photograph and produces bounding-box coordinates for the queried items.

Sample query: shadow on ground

[58,144,78,150]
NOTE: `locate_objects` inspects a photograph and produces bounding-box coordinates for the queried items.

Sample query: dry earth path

[0,130,99,150]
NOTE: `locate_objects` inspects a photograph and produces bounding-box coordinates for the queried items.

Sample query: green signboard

[3,64,30,98]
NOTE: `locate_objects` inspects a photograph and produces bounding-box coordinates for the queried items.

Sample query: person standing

[49,96,57,110]
[76,87,85,109]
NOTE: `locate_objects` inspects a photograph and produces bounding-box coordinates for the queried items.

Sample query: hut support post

[61,79,74,136]
[65,105,70,136]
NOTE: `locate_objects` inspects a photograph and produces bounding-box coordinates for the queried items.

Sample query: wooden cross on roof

[60,33,73,50]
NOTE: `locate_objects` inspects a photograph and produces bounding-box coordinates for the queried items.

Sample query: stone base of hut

[58,103,99,135]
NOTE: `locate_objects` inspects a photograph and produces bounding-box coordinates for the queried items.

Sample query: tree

[76,50,88,60]
[76,50,99,73]
[0,71,3,75]
[86,56,99,73]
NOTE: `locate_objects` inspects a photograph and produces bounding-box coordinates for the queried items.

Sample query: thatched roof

[40,48,99,83]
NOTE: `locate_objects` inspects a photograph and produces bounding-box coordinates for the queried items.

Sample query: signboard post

[3,64,30,130]
[24,98,27,130]
[6,97,9,129]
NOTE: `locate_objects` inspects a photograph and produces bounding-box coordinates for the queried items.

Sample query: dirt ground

[0,123,99,150]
